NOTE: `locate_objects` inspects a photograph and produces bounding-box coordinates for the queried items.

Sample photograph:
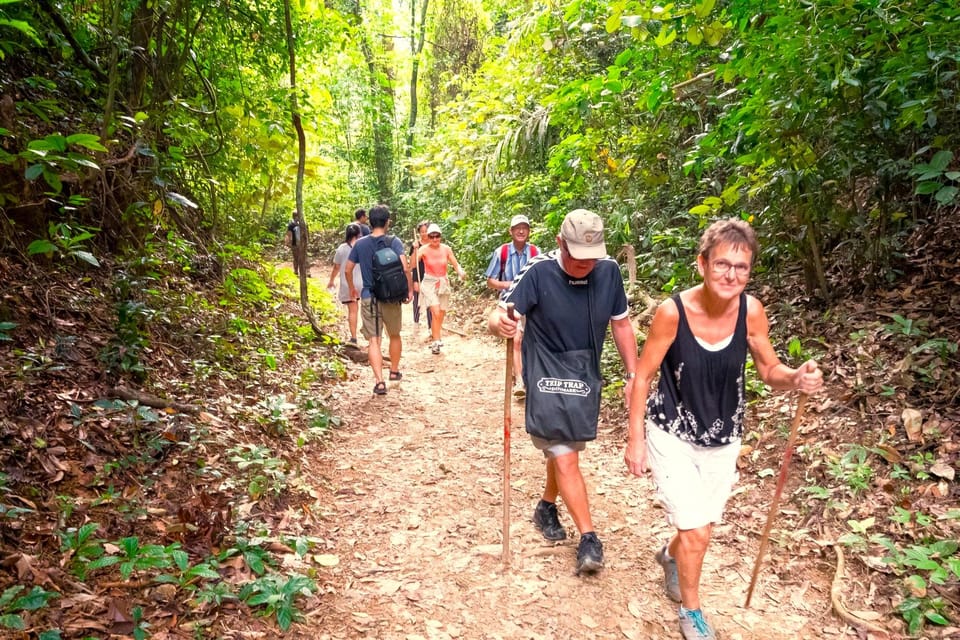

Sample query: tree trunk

[100,0,123,141]
[283,0,332,341]
[353,1,395,203]
[402,0,430,190]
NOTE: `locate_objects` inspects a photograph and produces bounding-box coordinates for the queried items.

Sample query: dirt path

[305,301,852,640]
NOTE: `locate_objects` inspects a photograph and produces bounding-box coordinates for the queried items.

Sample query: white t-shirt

[333,242,363,302]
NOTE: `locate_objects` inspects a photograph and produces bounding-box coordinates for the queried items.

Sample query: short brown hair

[698,218,759,263]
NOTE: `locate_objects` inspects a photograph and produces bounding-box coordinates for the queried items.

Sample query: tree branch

[35,0,109,85]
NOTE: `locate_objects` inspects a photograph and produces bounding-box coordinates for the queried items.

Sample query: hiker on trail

[485,214,539,395]
[355,208,371,236]
[345,205,413,395]
[327,223,365,346]
[419,223,466,355]
[408,220,433,330]
[488,209,638,575]
[284,211,301,275]
[624,218,823,640]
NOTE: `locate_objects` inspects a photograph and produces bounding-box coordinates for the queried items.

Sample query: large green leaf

[65,133,108,152]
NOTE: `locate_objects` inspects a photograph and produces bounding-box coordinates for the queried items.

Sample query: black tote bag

[524,343,602,441]
[524,282,602,442]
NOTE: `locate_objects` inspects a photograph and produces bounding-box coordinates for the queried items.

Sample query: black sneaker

[576,532,604,575]
[532,500,567,541]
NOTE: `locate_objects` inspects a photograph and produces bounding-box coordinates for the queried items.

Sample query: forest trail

[298,295,857,640]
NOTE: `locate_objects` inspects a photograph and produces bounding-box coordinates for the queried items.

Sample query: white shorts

[646,422,740,530]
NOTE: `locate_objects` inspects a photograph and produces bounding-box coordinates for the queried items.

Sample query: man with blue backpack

[345,205,412,396]
[485,214,539,395]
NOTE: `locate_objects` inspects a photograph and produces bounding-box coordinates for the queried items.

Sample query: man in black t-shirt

[488,209,638,575]
[354,208,372,236]
[284,210,301,275]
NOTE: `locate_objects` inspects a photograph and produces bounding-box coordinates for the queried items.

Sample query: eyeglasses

[428,233,441,239]
[710,259,751,278]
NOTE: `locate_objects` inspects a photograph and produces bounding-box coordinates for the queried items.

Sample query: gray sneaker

[532,500,566,541]
[678,607,716,640]
[655,544,681,602]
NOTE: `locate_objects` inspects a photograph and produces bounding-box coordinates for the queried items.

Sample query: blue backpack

[371,236,409,303]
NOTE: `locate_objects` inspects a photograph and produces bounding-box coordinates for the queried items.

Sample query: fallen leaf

[378,579,402,594]
[849,610,883,621]
[930,462,955,481]
[875,444,902,464]
[902,408,923,442]
[618,620,641,639]
[313,553,340,567]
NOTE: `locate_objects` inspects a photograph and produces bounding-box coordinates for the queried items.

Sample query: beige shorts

[530,435,586,459]
[360,298,402,339]
[646,422,740,530]
[420,275,450,311]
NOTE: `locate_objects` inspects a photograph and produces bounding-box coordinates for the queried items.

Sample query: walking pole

[502,305,516,566]
[745,392,809,607]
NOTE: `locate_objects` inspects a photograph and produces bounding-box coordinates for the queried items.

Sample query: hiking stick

[744,392,809,607]
[502,305,516,566]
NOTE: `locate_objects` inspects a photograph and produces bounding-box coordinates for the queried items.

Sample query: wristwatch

[624,372,636,380]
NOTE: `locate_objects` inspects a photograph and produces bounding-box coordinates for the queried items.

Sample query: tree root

[108,386,198,415]
[831,544,890,637]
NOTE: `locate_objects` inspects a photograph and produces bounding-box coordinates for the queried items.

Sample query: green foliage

[297,398,340,447]
[223,268,273,305]
[115,537,187,580]
[0,585,58,631]
[896,596,951,637]
[230,538,275,577]
[238,573,317,631]
[827,445,874,495]
[0,321,15,341]
[228,445,288,500]
[255,395,296,436]
[878,314,958,392]
[21,133,106,195]
[875,533,960,634]
[910,149,959,207]
[131,605,149,640]
[100,300,153,379]
[27,219,100,267]
[59,523,119,580]
[402,0,960,301]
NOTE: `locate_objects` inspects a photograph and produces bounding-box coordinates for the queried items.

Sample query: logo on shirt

[536,378,591,397]
[567,279,588,286]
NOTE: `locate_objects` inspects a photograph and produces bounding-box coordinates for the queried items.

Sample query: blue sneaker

[655,544,681,602]
[678,607,716,640]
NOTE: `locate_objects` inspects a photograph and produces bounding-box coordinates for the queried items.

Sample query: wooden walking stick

[502,305,516,566]
[744,392,809,607]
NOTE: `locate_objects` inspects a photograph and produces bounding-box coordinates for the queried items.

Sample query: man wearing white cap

[419,223,466,354]
[488,209,637,575]
[485,214,540,393]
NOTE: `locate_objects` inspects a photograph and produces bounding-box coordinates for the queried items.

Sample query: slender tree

[401,0,430,189]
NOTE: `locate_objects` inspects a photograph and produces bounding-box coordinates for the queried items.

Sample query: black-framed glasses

[428,233,441,239]
[710,259,751,278]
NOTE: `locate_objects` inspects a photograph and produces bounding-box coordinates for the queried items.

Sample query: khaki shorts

[530,435,586,458]
[646,422,740,530]
[420,275,450,311]
[360,298,402,339]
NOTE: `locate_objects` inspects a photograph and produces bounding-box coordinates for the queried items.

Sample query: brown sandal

[389,371,402,381]
[373,381,387,395]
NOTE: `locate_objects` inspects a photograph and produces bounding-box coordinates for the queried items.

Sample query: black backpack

[371,235,409,303]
